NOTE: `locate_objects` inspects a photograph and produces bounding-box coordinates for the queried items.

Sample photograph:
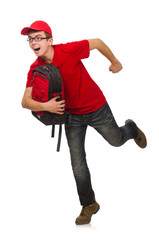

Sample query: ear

[48,38,53,46]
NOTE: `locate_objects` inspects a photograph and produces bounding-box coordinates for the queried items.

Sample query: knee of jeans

[104,128,124,147]
[107,135,123,147]
[71,160,88,178]
[109,140,122,147]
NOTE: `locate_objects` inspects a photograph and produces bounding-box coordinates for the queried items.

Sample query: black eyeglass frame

[27,36,50,43]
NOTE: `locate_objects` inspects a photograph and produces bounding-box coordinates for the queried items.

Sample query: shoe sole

[125,119,147,148]
[135,127,147,148]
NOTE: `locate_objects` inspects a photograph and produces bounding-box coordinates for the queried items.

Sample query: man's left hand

[109,61,123,73]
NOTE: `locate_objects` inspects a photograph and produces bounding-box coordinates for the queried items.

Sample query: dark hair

[45,32,52,39]
[27,30,52,39]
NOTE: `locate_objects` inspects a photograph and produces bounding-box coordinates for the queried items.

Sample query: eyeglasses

[27,36,50,43]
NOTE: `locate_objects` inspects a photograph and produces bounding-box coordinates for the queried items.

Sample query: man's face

[28,31,53,57]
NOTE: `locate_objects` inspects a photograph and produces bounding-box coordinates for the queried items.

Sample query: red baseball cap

[21,20,52,37]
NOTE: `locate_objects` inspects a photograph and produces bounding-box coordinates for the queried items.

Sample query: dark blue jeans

[65,103,137,206]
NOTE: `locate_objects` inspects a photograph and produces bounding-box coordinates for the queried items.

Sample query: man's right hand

[43,96,65,114]
[22,87,65,114]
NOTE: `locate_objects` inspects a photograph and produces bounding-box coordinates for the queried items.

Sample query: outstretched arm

[88,38,122,73]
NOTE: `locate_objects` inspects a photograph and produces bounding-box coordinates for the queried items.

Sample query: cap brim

[21,27,33,35]
[21,27,42,35]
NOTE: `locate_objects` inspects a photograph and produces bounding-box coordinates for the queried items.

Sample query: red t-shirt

[27,40,106,114]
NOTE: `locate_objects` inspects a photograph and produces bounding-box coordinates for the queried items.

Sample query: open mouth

[34,47,40,52]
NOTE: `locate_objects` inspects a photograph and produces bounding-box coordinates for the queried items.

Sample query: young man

[21,21,147,225]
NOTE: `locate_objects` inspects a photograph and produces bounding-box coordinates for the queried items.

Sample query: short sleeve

[61,40,90,61]
[26,59,43,88]
[26,68,33,88]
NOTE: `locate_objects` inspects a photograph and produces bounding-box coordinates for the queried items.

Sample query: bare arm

[21,87,65,114]
[88,38,122,73]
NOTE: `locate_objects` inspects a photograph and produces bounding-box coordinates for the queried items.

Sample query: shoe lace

[80,206,90,217]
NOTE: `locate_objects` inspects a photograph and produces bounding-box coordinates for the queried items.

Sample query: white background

[0,0,159,239]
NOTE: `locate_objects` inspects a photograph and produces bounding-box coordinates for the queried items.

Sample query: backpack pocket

[32,72,49,103]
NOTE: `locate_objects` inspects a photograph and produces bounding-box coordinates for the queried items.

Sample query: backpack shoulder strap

[57,125,62,152]
[51,124,62,152]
